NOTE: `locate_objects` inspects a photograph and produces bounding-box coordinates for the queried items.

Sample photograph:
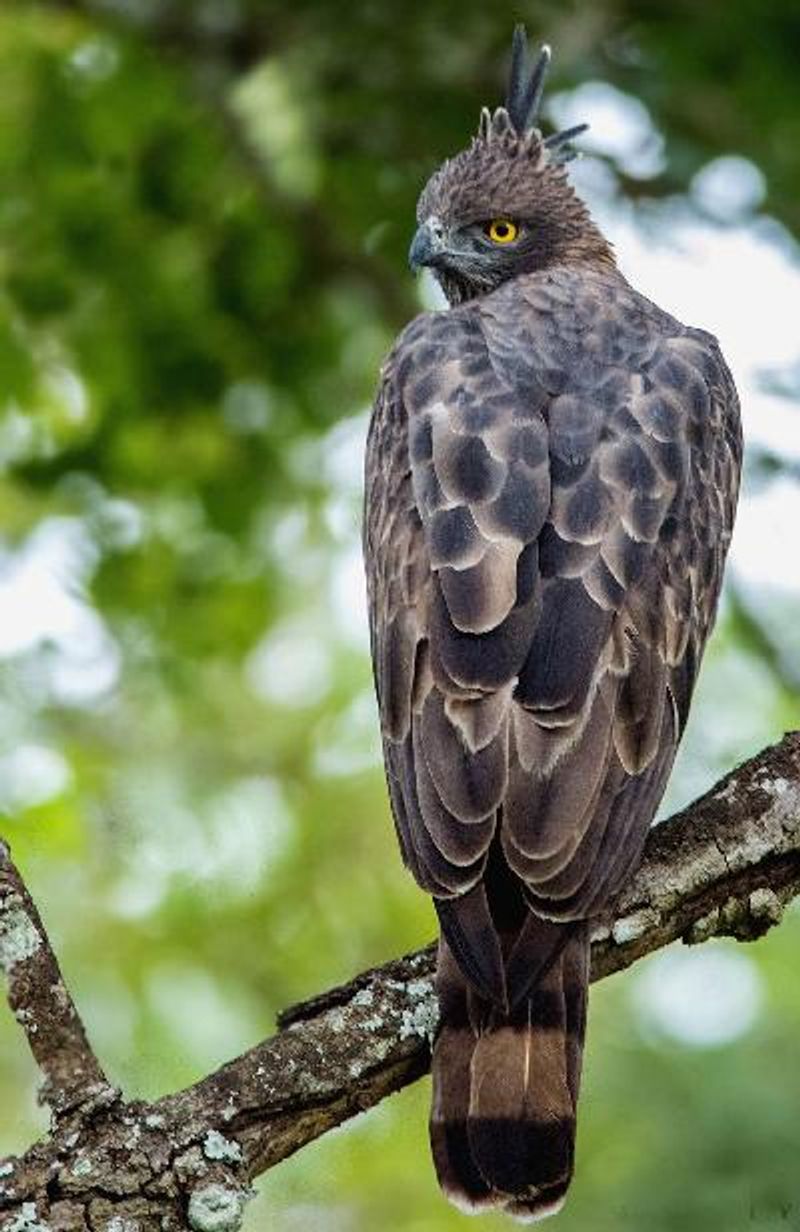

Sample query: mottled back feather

[366,263,739,917]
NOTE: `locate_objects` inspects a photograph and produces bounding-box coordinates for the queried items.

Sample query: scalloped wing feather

[364,262,741,967]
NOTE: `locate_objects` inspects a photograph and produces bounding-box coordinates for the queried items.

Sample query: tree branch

[0,843,113,1117]
[1,733,799,1230]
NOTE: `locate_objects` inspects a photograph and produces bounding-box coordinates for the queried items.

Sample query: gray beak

[408,218,446,272]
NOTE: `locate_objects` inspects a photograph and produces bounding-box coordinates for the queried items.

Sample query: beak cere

[409,218,445,271]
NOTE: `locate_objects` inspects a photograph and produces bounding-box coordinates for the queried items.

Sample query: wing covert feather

[365,264,741,984]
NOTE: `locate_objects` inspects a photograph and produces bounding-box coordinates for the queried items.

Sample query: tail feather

[435,884,507,1008]
[430,921,589,1221]
[430,941,495,1210]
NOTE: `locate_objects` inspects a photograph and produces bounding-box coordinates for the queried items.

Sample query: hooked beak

[408,218,446,272]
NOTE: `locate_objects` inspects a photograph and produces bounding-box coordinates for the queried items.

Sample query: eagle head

[410,27,614,305]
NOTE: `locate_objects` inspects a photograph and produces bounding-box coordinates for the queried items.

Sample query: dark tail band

[430,920,589,1220]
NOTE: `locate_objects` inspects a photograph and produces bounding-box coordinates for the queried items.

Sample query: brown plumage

[363,27,741,1221]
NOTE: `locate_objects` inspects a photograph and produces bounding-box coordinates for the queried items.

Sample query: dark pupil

[495,223,508,237]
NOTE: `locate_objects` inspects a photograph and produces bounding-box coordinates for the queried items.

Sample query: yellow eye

[486,218,518,244]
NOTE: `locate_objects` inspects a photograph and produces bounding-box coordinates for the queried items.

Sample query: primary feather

[364,26,741,1221]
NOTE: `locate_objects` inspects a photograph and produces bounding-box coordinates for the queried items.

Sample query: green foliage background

[0,3,798,1229]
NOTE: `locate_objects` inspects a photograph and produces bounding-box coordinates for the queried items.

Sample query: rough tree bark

[0,733,798,1231]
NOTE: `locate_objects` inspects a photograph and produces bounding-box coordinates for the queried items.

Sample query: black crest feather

[506,25,551,134]
[495,26,589,164]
